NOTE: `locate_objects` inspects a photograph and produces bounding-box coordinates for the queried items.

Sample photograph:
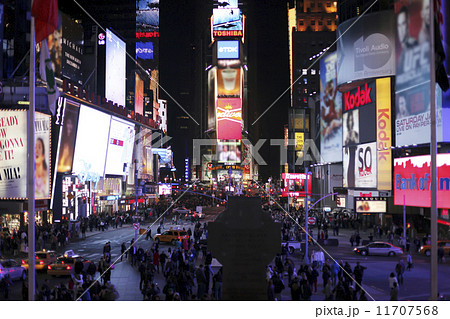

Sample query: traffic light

[82,196,87,204]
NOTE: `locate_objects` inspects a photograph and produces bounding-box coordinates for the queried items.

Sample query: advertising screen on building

[217,141,241,163]
[376,78,392,190]
[355,197,387,213]
[320,51,342,163]
[72,105,111,180]
[135,73,144,115]
[343,142,377,188]
[394,154,450,208]
[158,183,172,196]
[217,40,239,59]
[216,98,242,140]
[217,67,241,96]
[213,8,243,31]
[441,0,450,142]
[295,132,304,151]
[395,0,437,146]
[105,29,126,107]
[35,112,52,199]
[61,13,83,85]
[104,117,135,176]
[337,195,346,208]
[152,148,173,168]
[337,10,396,85]
[281,173,312,197]
[56,100,79,173]
[0,110,52,199]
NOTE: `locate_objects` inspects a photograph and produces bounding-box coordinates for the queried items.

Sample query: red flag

[31,0,59,43]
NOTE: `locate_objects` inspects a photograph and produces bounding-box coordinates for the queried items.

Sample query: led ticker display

[394,154,450,209]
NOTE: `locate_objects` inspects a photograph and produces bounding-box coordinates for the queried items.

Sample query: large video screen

[337,10,395,85]
[217,40,239,60]
[72,105,111,179]
[217,67,241,96]
[216,98,242,140]
[104,117,135,176]
[217,141,241,163]
[56,101,79,173]
[105,29,126,107]
[394,154,450,208]
[343,142,377,188]
[355,197,387,213]
[213,8,243,31]
[320,51,342,163]
[35,112,52,199]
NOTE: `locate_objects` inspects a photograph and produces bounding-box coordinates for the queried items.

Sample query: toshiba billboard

[394,154,450,208]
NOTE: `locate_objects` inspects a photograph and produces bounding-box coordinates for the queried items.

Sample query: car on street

[419,240,450,257]
[22,250,57,271]
[184,210,204,221]
[154,229,190,244]
[353,241,403,257]
[173,206,191,215]
[282,241,304,255]
[47,255,90,276]
[0,259,27,281]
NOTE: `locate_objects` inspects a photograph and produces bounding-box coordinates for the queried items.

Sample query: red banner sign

[216,98,242,140]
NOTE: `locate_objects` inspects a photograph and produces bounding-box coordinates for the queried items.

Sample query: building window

[311,20,315,25]
[303,88,308,94]
[318,20,323,25]
[302,69,308,75]
[303,78,308,84]
[311,3,315,8]
[327,2,331,7]
[299,20,304,25]
[327,20,332,25]
[311,69,316,75]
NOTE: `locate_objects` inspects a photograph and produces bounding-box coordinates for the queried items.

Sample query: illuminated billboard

[281,173,312,197]
[394,154,450,208]
[394,0,444,146]
[213,8,243,31]
[343,142,377,188]
[0,110,51,199]
[320,51,342,163]
[294,132,304,151]
[217,141,241,163]
[337,10,396,85]
[105,29,126,107]
[216,98,242,140]
[56,100,79,173]
[72,105,111,180]
[217,68,241,96]
[104,117,135,176]
[217,40,239,59]
[376,78,392,190]
[135,73,144,115]
[158,183,172,196]
[355,197,387,213]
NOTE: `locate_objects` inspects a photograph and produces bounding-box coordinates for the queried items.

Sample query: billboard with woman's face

[35,113,52,199]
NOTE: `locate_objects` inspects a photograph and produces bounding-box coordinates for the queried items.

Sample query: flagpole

[28,2,36,301]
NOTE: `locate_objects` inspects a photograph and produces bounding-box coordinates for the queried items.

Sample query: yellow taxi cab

[419,240,450,257]
[22,250,57,271]
[154,228,189,244]
[47,254,90,276]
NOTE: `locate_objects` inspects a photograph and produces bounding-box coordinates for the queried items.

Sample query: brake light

[48,266,52,270]
[22,260,25,264]
[66,266,71,270]
[39,261,45,265]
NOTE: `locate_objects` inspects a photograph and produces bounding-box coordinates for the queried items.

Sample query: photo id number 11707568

[376,306,438,316]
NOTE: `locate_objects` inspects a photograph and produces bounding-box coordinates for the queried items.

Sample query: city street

[1,214,449,301]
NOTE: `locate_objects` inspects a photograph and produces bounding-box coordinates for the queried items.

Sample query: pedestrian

[322,278,333,300]
[272,273,285,301]
[212,267,223,301]
[267,279,275,301]
[390,282,399,301]
[407,254,413,271]
[195,264,208,299]
[438,246,444,263]
[353,261,367,291]
[395,260,405,285]
[121,242,127,261]
[350,234,355,247]
[355,233,361,246]
[388,272,398,289]
[145,227,152,240]
[0,274,12,299]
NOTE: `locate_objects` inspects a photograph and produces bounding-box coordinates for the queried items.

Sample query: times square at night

[0,0,450,313]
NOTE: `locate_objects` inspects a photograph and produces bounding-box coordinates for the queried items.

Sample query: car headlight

[419,246,424,251]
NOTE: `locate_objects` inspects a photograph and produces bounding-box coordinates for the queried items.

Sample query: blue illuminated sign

[217,40,239,59]
[136,41,154,60]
